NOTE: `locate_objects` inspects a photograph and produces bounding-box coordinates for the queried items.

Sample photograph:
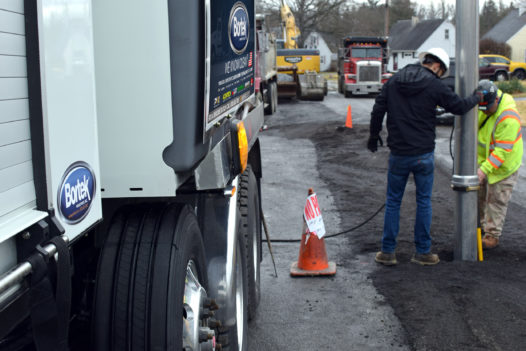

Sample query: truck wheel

[93,204,213,351]
[239,166,261,320]
[344,90,351,98]
[271,81,278,113]
[513,70,525,80]
[495,71,507,81]
[264,82,275,115]
[217,231,248,351]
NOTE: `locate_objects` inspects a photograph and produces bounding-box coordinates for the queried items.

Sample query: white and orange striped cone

[290,189,336,277]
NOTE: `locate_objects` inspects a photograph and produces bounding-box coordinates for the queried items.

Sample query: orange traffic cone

[290,189,336,277]
[345,105,353,128]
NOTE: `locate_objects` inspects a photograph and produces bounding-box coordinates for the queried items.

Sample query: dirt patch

[515,100,526,126]
[273,109,526,350]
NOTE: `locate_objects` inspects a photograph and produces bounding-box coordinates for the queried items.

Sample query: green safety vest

[477,90,523,184]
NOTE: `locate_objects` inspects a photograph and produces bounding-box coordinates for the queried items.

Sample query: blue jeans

[382,152,434,254]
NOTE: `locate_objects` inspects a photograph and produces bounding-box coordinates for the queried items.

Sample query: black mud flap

[28,236,71,351]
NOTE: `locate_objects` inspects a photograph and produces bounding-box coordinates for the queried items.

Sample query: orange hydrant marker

[477,227,484,261]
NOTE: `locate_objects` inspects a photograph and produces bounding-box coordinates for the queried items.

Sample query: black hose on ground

[268,203,386,243]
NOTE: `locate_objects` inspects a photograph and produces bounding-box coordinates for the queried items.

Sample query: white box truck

[0,1,263,350]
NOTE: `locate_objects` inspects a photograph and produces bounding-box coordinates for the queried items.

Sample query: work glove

[367,135,383,152]
[475,89,484,104]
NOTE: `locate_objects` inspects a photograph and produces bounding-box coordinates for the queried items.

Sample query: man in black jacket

[369,47,481,266]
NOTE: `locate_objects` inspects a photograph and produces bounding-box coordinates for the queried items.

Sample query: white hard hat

[418,47,450,78]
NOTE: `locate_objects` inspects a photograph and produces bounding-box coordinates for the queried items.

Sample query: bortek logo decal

[285,56,302,64]
[58,162,96,224]
[229,2,249,54]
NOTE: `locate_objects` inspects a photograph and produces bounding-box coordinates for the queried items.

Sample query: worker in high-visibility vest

[368,48,482,266]
[476,80,523,249]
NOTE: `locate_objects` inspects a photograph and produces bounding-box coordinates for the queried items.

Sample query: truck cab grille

[358,65,380,82]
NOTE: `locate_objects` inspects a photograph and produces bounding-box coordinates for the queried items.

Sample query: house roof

[389,19,444,51]
[482,9,526,43]
[305,31,339,52]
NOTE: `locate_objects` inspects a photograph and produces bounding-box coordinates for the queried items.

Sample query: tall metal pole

[384,0,389,37]
[452,0,479,261]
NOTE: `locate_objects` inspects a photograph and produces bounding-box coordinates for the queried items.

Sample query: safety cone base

[290,261,336,277]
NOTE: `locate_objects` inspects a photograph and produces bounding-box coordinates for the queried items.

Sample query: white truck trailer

[0,1,264,350]
[255,14,278,116]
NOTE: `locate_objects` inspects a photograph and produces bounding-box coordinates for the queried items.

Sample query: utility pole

[384,0,389,37]
[452,0,479,261]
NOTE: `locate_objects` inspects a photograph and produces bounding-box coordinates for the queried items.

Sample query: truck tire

[93,204,212,350]
[513,69,525,80]
[271,81,278,114]
[217,230,248,351]
[238,166,261,320]
[264,82,276,115]
[495,71,508,81]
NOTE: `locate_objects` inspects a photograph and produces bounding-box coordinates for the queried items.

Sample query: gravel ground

[257,94,526,350]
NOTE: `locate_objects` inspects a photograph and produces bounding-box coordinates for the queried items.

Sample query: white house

[388,17,455,72]
[482,8,526,62]
[303,31,334,72]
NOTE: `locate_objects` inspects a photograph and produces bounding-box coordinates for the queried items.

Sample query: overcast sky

[355,0,517,9]
[411,0,515,8]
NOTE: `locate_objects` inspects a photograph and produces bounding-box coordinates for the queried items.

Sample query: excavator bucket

[298,71,326,101]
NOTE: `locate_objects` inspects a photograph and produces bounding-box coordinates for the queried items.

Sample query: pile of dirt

[283,118,526,350]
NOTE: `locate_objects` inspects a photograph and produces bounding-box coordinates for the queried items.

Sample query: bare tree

[427,1,439,19]
[416,4,427,20]
[257,0,346,46]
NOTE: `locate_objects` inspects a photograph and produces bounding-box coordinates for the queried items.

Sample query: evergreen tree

[389,0,416,27]
[480,0,499,36]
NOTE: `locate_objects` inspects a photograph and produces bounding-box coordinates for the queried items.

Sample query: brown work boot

[482,235,499,249]
[375,251,397,266]
[411,253,440,266]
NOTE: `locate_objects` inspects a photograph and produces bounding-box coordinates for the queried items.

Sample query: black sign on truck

[208,0,255,125]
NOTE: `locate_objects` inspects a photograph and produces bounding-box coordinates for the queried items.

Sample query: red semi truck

[337,36,391,97]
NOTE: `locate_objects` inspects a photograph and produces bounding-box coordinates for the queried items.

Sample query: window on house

[445,29,449,39]
[404,52,412,57]
[413,52,417,58]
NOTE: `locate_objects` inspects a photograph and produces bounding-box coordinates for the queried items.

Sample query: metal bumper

[346,82,382,95]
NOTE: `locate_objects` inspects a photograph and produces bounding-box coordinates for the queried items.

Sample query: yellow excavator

[279,1,300,49]
[276,0,326,100]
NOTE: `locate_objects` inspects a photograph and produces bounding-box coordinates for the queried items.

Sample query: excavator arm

[280,0,300,49]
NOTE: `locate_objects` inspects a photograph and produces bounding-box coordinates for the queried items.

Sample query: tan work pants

[478,171,519,238]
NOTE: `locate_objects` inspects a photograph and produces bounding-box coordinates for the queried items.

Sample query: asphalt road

[248,92,409,350]
[248,90,526,350]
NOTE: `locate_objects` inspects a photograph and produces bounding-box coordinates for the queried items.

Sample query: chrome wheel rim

[235,244,245,348]
[183,260,210,350]
[251,215,259,286]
